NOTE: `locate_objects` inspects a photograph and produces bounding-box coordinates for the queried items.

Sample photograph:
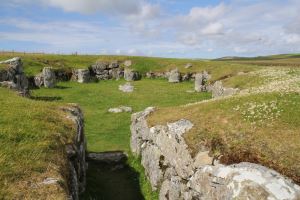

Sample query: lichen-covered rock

[185,63,193,69]
[211,80,239,98]
[76,69,90,83]
[42,67,56,88]
[108,106,132,113]
[124,68,140,81]
[34,73,44,87]
[130,107,300,200]
[168,69,181,83]
[195,71,210,92]
[110,68,124,80]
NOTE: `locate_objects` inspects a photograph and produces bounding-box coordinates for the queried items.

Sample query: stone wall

[62,105,87,200]
[130,107,300,200]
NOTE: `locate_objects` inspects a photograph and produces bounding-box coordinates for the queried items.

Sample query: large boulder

[168,69,181,83]
[109,68,124,80]
[124,68,140,81]
[42,67,56,88]
[34,73,44,88]
[195,71,210,92]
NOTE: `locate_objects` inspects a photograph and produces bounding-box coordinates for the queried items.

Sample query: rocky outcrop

[211,81,239,98]
[43,67,56,88]
[131,108,300,200]
[0,57,29,96]
[168,69,181,83]
[62,105,87,200]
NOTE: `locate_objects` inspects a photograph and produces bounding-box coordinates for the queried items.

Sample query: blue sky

[1,0,300,58]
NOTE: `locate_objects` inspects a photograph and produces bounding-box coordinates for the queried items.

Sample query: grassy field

[1,52,300,199]
[0,88,75,199]
[31,79,210,199]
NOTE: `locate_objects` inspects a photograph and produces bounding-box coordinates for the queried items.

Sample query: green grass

[31,79,210,199]
[148,92,300,184]
[0,88,75,199]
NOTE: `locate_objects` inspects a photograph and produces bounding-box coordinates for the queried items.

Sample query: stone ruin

[0,57,29,96]
[194,71,211,92]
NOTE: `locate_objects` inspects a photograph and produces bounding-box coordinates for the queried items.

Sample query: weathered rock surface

[168,69,181,83]
[90,61,123,80]
[0,57,29,95]
[211,80,239,98]
[34,73,44,87]
[42,67,56,88]
[131,107,300,200]
[124,68,140,81]
[119,82,134,93]
[108,106,132,113]
[195,71,211,92]
[62,105,87,200]
[73,69,90,83]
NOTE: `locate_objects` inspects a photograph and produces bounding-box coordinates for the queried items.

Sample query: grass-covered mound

[148,92,300,184]
[0,88,76,199]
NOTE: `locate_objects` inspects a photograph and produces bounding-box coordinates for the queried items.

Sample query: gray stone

[0,70,8,82]
[110,68,124,80]
[34,73,44,87]
[42,67,56,88]
[61,105,87,200]
[124,60,132,67]
[76,69,90,83]
[108,106,132,113]
[195,71,211,92]
[124,68,140,81]
[185,63,193,69]
[87,151,127,164]
[211,81,239,98]
[91,61,109,74]
[168,69,181,83]
[109,60,119,69]
[182,73,192,81]
[119,82,134,93]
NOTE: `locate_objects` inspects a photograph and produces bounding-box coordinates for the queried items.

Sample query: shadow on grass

[54,85,71,89]
[30,96,62,101]
[81,152,144,200]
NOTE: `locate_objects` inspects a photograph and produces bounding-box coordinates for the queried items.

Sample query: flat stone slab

[108,106,132,113]
[119,82,134,93]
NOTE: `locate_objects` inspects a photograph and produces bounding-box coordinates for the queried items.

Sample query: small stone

[185,63,193,69]
[119,82,134,93]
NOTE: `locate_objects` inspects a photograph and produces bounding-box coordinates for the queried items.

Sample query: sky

[0,0,300,58]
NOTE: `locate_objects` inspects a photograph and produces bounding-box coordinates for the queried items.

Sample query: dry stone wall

[131,107,300,200]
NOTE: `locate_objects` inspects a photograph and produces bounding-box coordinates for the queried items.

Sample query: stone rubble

[131,107,300,200]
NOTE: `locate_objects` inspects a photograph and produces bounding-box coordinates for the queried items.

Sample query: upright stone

[77,69,90,83]
[195,71,211,92]
[42,67,56,88]
[168,69,181,83]
[124,68,140,81]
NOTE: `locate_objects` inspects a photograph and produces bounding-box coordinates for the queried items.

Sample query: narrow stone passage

[80,152,144,200]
